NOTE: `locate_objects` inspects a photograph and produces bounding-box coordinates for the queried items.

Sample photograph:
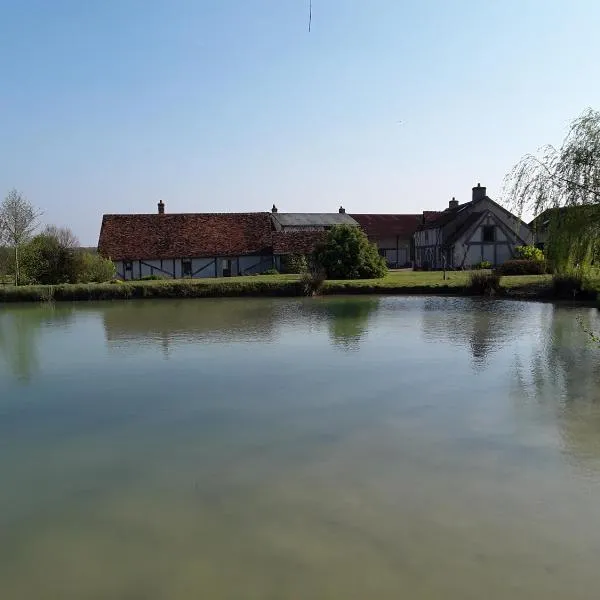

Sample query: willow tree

[504,108,600,272]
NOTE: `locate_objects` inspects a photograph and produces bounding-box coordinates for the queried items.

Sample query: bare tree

[0,189,41,285]
[43,225,79,249]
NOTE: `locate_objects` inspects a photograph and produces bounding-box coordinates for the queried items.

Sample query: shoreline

[0,275,596,304]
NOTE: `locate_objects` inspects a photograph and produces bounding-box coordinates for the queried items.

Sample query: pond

[1,296,600,599]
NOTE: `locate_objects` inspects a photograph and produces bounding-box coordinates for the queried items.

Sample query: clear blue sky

[1,1,599,244]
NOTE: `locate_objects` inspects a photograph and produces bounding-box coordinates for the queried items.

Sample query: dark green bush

[467,271,502,296]
[551,272,596,300]
[498,259,546,275]
[261,268,280,275]
[313,225,387,279]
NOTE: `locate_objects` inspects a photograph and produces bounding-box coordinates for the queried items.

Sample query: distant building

[351,214,422,267]
[414,184,532,269]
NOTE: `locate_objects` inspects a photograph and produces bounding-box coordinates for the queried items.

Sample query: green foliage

[473,260,492,270]
[550,271,598,300]
[499,259,547,275]
[514,245,544,261]
[76,251,116,282]
[312,225,387,279]
[281,253,308,274]
[262,268,280,275]
[20,233,79,284]
[300,269,326,296]
[545,205,600,274]
[467,271,502,296]
[505,108,600,274]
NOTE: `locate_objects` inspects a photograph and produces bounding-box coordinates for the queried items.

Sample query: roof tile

[98,213,273,260]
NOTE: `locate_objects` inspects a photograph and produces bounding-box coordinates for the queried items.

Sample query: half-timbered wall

[114,255,274,280]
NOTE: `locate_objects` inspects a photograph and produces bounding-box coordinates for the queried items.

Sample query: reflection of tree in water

[308,298,380,351]
[102,299,279,357]
[513,305,600,470]
[420,297,527,369]
[0,305,73,382]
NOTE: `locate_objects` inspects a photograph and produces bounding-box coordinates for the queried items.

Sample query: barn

[98,202,275,279]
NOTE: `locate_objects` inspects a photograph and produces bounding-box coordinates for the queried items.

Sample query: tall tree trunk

[14,245,19,286]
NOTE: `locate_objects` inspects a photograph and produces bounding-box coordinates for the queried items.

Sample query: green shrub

[261,268,280,275]
[20,234,79,284]
[552,272,585,298]
[300,269,326,296]
[77,252,116,283]
[514,245,545,262]
[473,260,492,270]
[313,225,387,279]
[499,259,546,275]
[467,271,502,296]
[281,254,308,274]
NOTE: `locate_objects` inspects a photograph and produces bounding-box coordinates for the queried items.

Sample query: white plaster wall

[239,255,273,275]
[483,245,495,263]
[496,244,513,264]
[466,245,482,266]
[191,258,216,278]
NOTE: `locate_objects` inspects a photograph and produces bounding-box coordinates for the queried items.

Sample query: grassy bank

[0,270,574,303]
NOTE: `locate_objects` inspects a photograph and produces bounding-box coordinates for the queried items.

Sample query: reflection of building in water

[102,299,279,356]
[419,297,527,368]
[513,305,600,470]
[0,306,74,381]
[305,298,380,352]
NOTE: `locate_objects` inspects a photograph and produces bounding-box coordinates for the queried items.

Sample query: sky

[1,1,599,244]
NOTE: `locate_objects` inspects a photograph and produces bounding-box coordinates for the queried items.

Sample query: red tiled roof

[98,213,273,260]
[422,211,442,223]
[351,214,422,239]
[272,230,326,255]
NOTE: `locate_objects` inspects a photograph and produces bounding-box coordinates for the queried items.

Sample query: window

[182,259,192,277]
[482,225,495,242]
[124,261,133,272]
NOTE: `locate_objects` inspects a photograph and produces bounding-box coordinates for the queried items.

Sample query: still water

[1,296,600,599]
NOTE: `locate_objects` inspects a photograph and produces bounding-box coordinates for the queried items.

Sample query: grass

[0,269,566,303]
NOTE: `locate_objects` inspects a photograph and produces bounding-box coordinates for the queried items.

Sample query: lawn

[0,269,575,303]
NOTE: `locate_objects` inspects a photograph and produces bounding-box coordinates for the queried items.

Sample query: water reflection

[307,298,379,351]
[101,299,278,355]
[2,298,600,599]
[513,304,600,471]
[0,305,73,381]
[420,297,528,368]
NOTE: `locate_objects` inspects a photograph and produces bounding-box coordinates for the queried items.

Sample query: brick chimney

[472,183,486,202]
[339,206,345,214]
[271,204,278,213]
[158,200,165,214]
[449,197,459,210]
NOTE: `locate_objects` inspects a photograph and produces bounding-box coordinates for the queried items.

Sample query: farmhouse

[98,203,275,280]
[414,184,532,269]
[98,202,361,280]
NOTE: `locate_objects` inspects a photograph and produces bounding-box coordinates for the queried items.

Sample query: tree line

[0,190,114,285]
